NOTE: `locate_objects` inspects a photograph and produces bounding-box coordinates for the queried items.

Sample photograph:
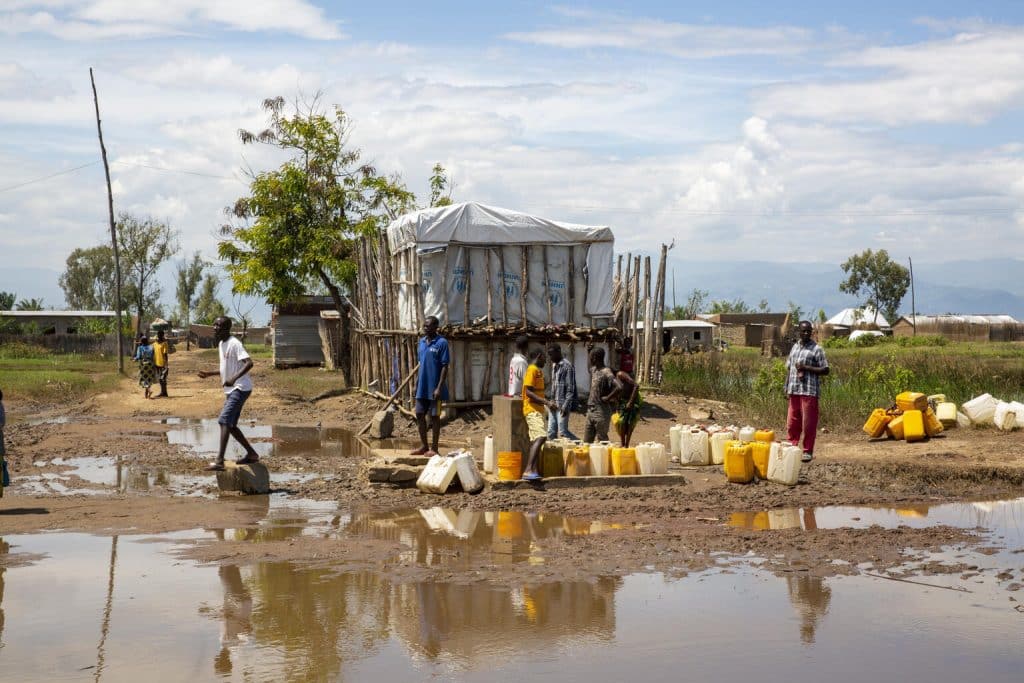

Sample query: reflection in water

[163,419,414,459]
[729,497,1024,539]
[0,537,7,648]
[786,575,831,644]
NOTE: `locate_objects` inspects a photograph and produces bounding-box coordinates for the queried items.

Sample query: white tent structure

[354,202,625,406]
[826,307,891,329]
[385,202,615,329]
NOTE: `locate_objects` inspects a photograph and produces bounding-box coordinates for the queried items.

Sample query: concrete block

[216,462,270,494]
[493,395,530,458]
[369,410,394,439]
[367,461,423,488]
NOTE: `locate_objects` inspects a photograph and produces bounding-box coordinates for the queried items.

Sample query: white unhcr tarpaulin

[386,202,615,329]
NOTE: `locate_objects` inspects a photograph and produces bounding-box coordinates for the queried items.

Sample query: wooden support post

[357,362,419,435]
[642,255,653,383]
[463,247,471,329]
[499,247,508,325]
[520,246,529,327]
[543,245,552,324]
[485,247,493,326]
[568,247,575,323]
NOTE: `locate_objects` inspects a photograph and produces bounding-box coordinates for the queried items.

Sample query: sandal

[204,462,226,471]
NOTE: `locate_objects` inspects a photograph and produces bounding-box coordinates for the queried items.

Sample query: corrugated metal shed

[272,296,337,368]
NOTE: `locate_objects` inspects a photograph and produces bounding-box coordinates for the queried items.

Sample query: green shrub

[0,342,50,360]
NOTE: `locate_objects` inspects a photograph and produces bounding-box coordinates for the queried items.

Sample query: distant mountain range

[664,258,1024,321]
[4,258,1023,322]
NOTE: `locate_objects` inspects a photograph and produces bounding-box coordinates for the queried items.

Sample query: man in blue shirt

[412,315,450,456]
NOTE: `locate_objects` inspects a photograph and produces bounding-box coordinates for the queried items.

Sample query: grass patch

[662,342,1024,430]
[263,366,346,400]
[0,354,121,402]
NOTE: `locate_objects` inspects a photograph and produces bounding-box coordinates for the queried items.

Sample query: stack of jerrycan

[861,391,954,443]
[416,449,485,494]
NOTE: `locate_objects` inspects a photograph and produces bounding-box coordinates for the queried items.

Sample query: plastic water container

[681,428,710,465]
[896,391,928,412]
[767,444,802,486]
[962,393,997,425]
[923,408,944,437]
[1012,402,1024,429]
[724,443,754,483]
[669,424,684,458]
[956,411,971,429]
[453,451,485,494]
[754,429,775,443]
[710,432,733,465]
[886,414,905,440]
[565,446,591,477]
[416,453,460,494]
[636,442,668,474]
[483,435,495,473]
[750,441,771,479]
[589,443,611,476]
[738,426,756,443]
[994,401,1018,431]
[903,409,926,442]
[497,451,522,481]
[540,440,567,477]
[611,447,637,475]
[862,408,891,438]
[935,402,957,427]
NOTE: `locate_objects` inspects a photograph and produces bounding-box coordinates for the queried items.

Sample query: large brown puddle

[161,418,418,460]
[1,502,1022,682]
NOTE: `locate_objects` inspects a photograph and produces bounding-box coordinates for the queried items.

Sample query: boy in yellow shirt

[152,329,173,398]
[521,348,556,481]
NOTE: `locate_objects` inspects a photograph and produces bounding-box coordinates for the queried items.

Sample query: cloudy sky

[2,0,1023,309]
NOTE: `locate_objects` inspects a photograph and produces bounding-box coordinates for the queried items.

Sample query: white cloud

[0,0,344,40]
[756,26,1024,125]
[506,8,814,58]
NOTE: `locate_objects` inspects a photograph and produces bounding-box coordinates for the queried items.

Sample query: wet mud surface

[2,348,1023,588]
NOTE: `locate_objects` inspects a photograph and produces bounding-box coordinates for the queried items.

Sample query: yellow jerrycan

[724,443,755,483]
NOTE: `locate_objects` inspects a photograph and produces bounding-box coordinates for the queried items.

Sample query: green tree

[708,298,752,314]
[0,291,15,310]
[59,245,118,310]
[219,96,416,383]
[787,301,805,324]
[666,288,708,320]
[757,298,770,313]
[175,251,206,328]
[15,297,44,310]
[429,162,453,207]
[839,249,909,325]
[117,213,179,334]
[193,273,227,325]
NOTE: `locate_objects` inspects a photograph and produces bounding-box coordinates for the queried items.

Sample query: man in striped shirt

[546,344,578,440]
[785,321,829,462]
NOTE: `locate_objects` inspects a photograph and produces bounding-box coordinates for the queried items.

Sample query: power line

[111,161,241,181]
[0,161,100,194]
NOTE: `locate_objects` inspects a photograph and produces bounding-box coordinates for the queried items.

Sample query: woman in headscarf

[132,335,157,399]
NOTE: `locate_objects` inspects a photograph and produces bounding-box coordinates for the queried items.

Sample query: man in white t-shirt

[507,335,529,397]
[197,316,260,471]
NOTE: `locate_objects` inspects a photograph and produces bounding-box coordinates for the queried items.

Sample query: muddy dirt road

[2,348,1023,585]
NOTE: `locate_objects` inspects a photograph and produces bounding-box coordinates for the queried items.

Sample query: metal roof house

[635,319,716,351]
[271,296,338,368]
[892,314,1024,342]
[0,310,117,334]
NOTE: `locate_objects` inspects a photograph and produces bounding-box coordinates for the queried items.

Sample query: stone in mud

[216,462,270,494]
[369,410,394,439]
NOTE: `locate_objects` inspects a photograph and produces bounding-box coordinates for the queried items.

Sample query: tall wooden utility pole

[90,68,124,372]
[908,257,916,337]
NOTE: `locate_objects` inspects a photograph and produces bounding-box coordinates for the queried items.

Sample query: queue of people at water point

[409,315,826,481]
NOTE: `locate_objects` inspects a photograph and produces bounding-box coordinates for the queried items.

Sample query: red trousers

[787,394,820,454]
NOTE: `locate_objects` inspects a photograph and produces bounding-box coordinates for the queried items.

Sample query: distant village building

[891,314,1024,342]
[0,309,116,335]
[635,319,715,352]
[271,295,337,367]
[699,312,790,348]
[825,307,891,336]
